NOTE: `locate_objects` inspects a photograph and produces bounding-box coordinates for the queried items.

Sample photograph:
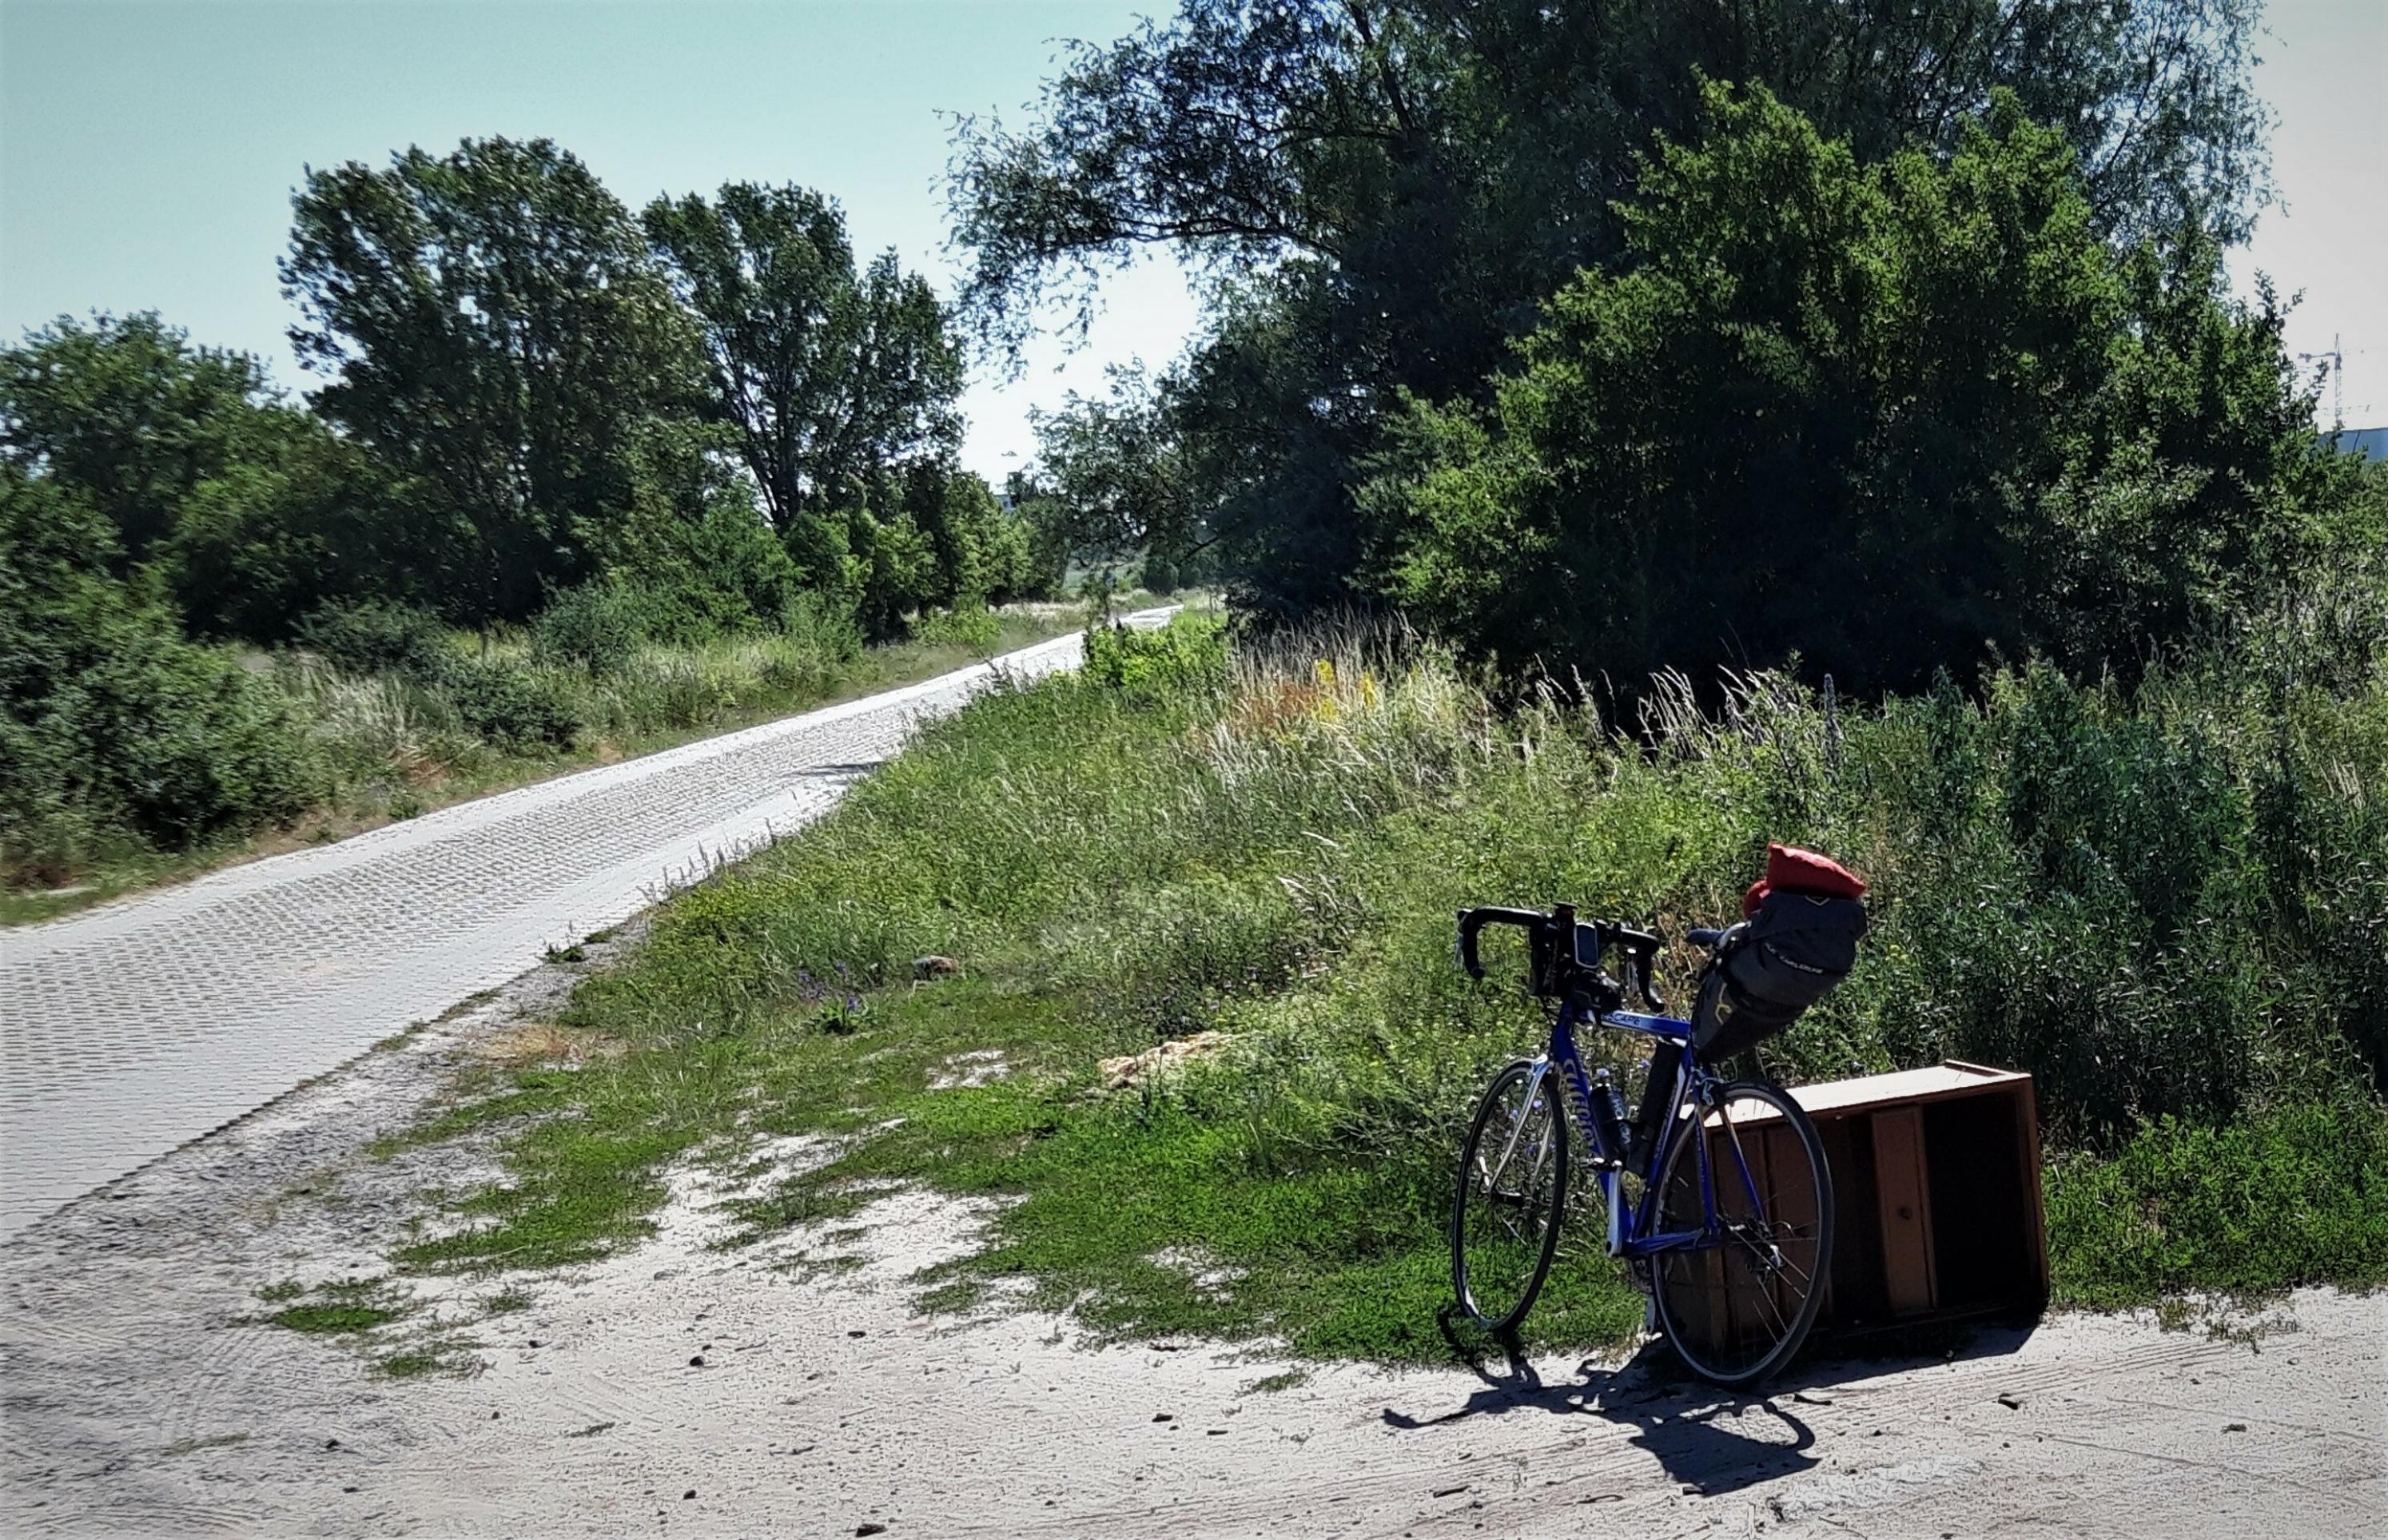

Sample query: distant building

[2332,427,2387,460]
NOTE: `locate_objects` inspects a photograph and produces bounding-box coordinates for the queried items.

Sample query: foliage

[2048,1100,2388,1307]
[2,468,314,873]
[440,659,583,753]
[953,0,2273,617]
[296,599,455,681]
[0,312,284,566]
[643,181,963,527]
[908,604,1002,652]
[1081,611,1228,696]
[530,584,644,677]
[598,418,806,644]
[1367,84,2352,694]
[398,618,2385,1355]
[1025,362,1194,561]
[284,137,699,625]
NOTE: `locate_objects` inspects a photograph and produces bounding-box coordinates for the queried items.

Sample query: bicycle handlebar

[1454,906,1548,980]
[1454,905,1671,1011]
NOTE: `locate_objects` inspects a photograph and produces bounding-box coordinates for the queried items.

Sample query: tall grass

[399,610,2386,1356]
[2,599,1087,913]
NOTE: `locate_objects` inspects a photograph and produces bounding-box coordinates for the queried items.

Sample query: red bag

[1742,843,1867,917]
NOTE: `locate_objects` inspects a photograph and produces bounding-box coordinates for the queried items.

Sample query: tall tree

[949,0,2273,616]
[1365,84,2337,694]
[643,183,963,530]
[283,137,696,624]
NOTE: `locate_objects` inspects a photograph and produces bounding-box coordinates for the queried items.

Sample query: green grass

[261,1276,407,1335]
[2048,1098,2388,1309]
[2,600,1132,923]
[378,614,2388,1361]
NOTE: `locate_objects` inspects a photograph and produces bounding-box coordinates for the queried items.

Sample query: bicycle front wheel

[1649,1079,1834,1387]
[1451,1059,1569,1336]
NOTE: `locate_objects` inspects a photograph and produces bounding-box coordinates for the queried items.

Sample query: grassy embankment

[368,612,2387,1363]
[2,596,1183,925]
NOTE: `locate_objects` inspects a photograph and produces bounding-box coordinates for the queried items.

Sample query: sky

[2,0,2383,487]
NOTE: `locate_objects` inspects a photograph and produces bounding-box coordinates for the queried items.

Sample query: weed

[273,1302,400,1335]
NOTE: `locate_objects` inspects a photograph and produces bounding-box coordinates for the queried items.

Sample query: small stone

[849,1329,867,1338]
[527,1339,541,1348]
[1996,1393,2022,1410]
[683,1490,697,1500]
[324,1439,340,1450]
[857,1526,890,1538]
[2224,1423,2247,1432]
[1152,1413,1173,1423]
[689,1354,707,1367]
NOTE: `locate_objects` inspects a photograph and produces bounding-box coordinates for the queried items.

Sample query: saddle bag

[1692,846,1869,1061]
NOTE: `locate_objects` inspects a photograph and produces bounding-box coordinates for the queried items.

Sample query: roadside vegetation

[10,0,2383,1364]
[386,607,2387,1360]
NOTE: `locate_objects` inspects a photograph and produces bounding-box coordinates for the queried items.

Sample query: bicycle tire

[1451,1059,1570,1336]
[1648,1079,1834,1387]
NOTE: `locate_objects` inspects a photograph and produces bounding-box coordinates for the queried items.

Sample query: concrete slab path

[0,612,1171,1238]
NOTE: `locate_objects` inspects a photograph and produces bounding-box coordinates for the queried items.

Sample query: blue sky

[3,0,2382,482]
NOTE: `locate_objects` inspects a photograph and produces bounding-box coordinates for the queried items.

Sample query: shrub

[444,659,581,753]
[295,599,454,681]
[531,583,644,676]
[910,604,1002,651]
[1081,612,1227,696]
[4,470,316,868]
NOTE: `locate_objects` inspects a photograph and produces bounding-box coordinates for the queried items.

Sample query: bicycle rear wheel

[1451,1060,1569,1335]
[1648,1079,1833,1387]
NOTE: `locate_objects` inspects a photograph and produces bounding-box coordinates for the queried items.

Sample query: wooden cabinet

[1709,1061,2048,1335]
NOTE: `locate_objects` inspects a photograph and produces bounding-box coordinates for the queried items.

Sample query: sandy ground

[3,942,2382,1538]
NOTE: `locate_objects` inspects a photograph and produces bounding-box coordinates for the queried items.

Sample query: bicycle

[1448,901,1835,1387]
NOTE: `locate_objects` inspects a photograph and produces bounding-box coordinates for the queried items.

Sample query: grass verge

[3,598,1192,925]
[379,614,2388,1363]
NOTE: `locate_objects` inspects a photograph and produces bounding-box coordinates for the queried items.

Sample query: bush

[1081,612,1228,696]
[531,583,644,675]
[295,599,454,681]
[4,470,316,869]
[910,604,1003,651]
[2048,1099,2388,1307]
[444,659,581,753]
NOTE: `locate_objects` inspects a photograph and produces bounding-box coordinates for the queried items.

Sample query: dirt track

[4,938,2381,1538]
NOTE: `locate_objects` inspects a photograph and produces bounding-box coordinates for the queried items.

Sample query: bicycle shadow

[1379,1326,1819,1498]
[1381,1311,2043,1498]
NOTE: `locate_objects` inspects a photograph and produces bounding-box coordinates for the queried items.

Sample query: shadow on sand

[1379,1312,2041,1498]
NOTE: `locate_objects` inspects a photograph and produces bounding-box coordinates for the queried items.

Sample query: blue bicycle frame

[1528,996,1767,1262]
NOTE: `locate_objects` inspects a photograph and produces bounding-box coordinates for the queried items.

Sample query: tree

[0,312,460,639]
[643,182,963,530]
[283,137,697,626]
[0,312,284,567]
[1365,84,2337,695]
[1025,363,1196,564]
[593,418,804,643]
[949,0,2274,616]
[2,465,312,866]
